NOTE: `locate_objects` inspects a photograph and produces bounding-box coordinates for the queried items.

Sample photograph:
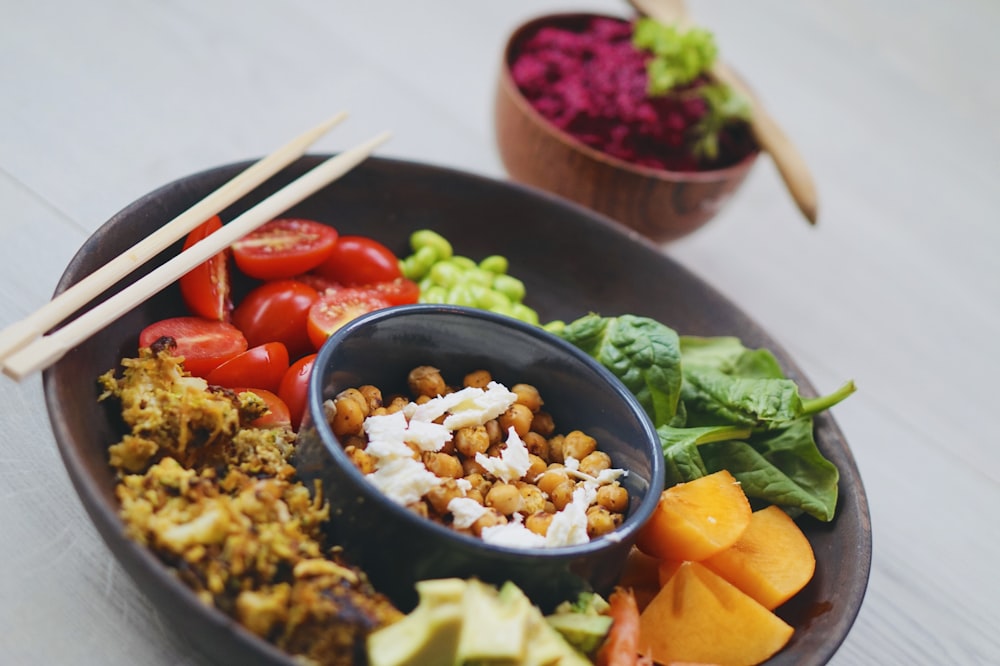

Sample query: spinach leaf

[657,424,752,487]
[680,335,785,379]
[558,314,682,427]
[699,418,840,521]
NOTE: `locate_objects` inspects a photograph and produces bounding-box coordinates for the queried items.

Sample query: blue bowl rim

[305,303,666,559]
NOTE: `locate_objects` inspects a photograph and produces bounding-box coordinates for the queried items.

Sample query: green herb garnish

[632,18,718,95]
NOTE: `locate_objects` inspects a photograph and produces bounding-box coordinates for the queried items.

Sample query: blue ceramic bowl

[293,304,664,612]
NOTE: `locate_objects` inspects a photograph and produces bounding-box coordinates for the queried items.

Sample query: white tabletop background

[1,1,997,664]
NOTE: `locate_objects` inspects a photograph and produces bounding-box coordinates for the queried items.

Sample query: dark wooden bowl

[43,155,869,665]
[495,12,760,243]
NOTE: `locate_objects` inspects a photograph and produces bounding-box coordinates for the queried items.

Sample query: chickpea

[485,419,503,444]
[536,466,569,496]
[549,479,577,511]
[562,430,597,461]
[586,506,622,537]
[425,479,465,514]
[461,456,487,476]
[499,403,533,438]
[454,425,490,457]
[409,500,430,519]
[386,395,410,414]
[525,511,554,537]
[345,445,376,474]
[408,366,447,397]
[596,484,629,513]
[548,434,565,463]
[521,432,549,461]
[525,454,547,482]
[516,482,547,514]
[464,489,485,506]
[341,434,367,450]
[530,411,555,437]
[471,509,507,537]
[463,472,492,498]
[511,383,543,412]
[331,394,366,437]
[485,482,522,516]
[422,452,464,479]
[463,369,492,388]
[358,385,383,411]
[578,451,612,477]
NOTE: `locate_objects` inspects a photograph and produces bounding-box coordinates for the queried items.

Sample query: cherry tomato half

[278,353,317,430]
[204,342,290,393]
[370,277,420,306]
[139,316,247,377]
[179,216,232,321]
[306,287,391,350]
[231,218,339,281]
[232,387,292,429]
[313,235,402,286]
[231,279,320,360]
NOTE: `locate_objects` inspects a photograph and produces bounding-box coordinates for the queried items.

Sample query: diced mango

[639,561,794,666]
[634,469,752,561]
[702,505,816,610]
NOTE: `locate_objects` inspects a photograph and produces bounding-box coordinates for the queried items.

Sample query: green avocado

[544,612,614,656]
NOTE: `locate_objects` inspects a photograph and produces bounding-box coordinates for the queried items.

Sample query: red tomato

[306,287,391,350]
[594,588,645,666]
[231,218,339,281]
[232,387,292,429]
[231,279,320,360]
[139,316,247,377]
[370,277,420,306]
[204,342,290,393]
[178,216,232,321]
[278,353,317,430]
[313,235,402,286]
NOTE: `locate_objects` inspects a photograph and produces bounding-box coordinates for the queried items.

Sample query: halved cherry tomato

[371,277,420,306]
[139,316,247,377]
[306,287,391,350]
[594,588,646,666]
[204,342,289,393]
[179,216,232,321]
[231,218,339,281]
[231,279,320,360]
[232,387,292,429]
[278,353,317,430]
[313,235,402,286]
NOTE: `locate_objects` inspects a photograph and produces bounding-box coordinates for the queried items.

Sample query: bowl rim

[305,302,666,558]
[499,10,761,183]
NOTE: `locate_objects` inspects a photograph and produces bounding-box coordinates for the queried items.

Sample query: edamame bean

[401,245,438,280]
[478,255,508,275]
[410,229,453,260]
[492,274,526,303]
[445,284,477,307]
[420,285,447,304]
[429,261,463,287]
[510,303,540,325]
[449,255,477,271]
[476,289,511,311]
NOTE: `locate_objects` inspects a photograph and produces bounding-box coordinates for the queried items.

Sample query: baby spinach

[557,316,854,522]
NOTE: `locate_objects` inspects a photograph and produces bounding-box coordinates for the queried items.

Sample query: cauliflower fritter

[100,343,402,666]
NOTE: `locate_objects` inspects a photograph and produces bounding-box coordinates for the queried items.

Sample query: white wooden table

[2,1,997,663]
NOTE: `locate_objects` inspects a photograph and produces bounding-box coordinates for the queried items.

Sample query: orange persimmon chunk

[702,505,816,610]
[639,561,794,666]
[634,469,752,561]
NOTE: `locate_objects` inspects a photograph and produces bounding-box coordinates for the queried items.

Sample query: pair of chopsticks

[0,113,391,381]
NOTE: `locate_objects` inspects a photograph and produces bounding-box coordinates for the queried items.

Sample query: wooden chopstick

[0,111,348,366]
[2,130,392,381]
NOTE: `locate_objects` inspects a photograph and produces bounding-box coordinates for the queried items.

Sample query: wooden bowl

[494,12,760,243]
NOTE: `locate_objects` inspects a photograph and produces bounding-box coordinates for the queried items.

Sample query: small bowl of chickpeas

[293,303,664,612]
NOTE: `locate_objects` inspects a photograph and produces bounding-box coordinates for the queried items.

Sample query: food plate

[43,155,871,665]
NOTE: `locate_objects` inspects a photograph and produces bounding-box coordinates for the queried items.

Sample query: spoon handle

[712,62,818,224]
[626,0,819,224]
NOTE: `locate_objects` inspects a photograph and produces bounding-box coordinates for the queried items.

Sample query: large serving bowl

[495,12,760,244]
[43,154,870,665]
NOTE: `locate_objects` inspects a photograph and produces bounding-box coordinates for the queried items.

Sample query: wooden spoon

[627,0,819,224]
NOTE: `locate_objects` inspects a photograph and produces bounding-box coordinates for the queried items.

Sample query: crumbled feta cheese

[402,419,452,452]
[447,497,488,530]
[442,381,518,430]
[544,487,592,548]
[474,427,531,483]
[481,517,547,549]
[367,457,442,506]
